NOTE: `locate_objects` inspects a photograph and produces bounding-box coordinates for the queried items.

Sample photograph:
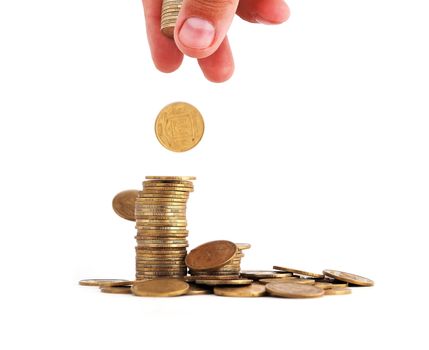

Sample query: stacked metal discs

[189,243,250,279]
[161,0,183,38]
[134,176,195,280]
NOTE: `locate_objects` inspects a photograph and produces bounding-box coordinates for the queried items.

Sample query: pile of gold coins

[161,0,183,38]
[134,176,195,280]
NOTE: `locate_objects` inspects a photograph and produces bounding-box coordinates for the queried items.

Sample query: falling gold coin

[155,102,204,152]
[131,279,189,296]
[323,269,374,286]
[266,282,324,298]
[214,283,266,297]
[112,190,139,221]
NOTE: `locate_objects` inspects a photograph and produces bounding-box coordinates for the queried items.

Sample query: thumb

[174,0,239,59]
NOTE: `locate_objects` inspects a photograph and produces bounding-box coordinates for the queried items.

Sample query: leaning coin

[112,190,139,221]
[266,282,324,298]
[79,279,133,287]
[100,286,132,294]
[323,269,374,286]
[273,266,324,279]
[214,283,266,297]
[186,240,237,271]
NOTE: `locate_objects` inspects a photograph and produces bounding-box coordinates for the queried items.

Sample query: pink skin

[142,0,290,83]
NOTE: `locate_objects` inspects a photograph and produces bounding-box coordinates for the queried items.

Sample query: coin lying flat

[324,287,352,295]
[258,277,298,284]
[240,270,292,279]
[112,190,139,221]
[186,283,212,295]
[186,240,237,271]
[145,176,196,181]
[266,282,325,298]
[155,102,205,152]
[235,243,251,250]
[79,279,133,287]
[131,279,189,297]
[195,279,253,286]
[323,269,374,286]
[214,283,266,297]
[273,266,324,279]
[100,286,132,294]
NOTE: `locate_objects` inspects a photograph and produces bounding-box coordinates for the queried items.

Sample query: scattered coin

[195,279,253,286]
[155,102,205,152]
[240,270,292,279]
[214,283,266,297]
[273,266,324,279]
[186,283,212,295]
[323,269,374,286]
[100,286,132,294]
[79,279,133,287]
[131,279,189,297]
[112,190,139,221]
[324,287,352,295]
[258,277,298,284]
[185,240,237,271]
[266,282,325,298]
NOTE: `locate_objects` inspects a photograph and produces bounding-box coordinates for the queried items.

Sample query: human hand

[142,0,290,83]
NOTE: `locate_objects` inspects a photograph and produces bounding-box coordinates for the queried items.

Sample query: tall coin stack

[189,243,250,279]
[134,176,195,280]
[161,0,183,38]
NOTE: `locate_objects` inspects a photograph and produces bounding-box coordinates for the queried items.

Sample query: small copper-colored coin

[324,287,352,295]
[131,279,189,297]
[186,283,212,295]
[214,283,266,297]
[185,240,237,271]
[273,266,324,279]
[79,279,133,287]
[155,102,205,152]
[266,282,324,298]
[112,190,139,221]
[240,271,292,279]
[100,286,132,294]
[195,279,253,286]
[323,269,374,286]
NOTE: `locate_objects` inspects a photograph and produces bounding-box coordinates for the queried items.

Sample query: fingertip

[198,37,234,83]
[200,61,234,83]
[153,53,184,73]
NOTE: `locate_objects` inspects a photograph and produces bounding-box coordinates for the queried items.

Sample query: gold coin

[324,287,352,295]
[184,275,239,281]
[214,283,266,297]
[131,279,189,297]
[235,243,251,250]
[240,270,292,279]
[154,102,204,152]
[273,266,324,279]
[186,283,212,295]
[112,190,139,221]
[143,180,193,186]
[195,279,253,286]
[79,279,133,287]
[323,269,374,286]
[258,277,298,284]
[145,176,196,181]
[100,286,132,294]
[266,282,324,298]
[314,282,335,289]
[185,240,237,271]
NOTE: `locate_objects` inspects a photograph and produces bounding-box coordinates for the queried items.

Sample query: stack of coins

[161,0,183,38]
[134,176,195,280]
[188,242,250,280]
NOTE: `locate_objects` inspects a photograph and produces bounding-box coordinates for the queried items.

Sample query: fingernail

[178,17,215,49]
[255,16,277,25]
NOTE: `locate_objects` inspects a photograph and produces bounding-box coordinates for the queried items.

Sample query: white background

[0,0,428,349]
